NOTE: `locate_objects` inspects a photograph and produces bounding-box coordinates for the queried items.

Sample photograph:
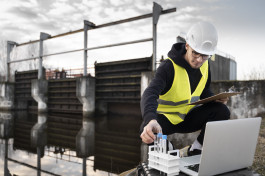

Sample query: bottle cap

[157,133,162,137]
[162,135,167,140]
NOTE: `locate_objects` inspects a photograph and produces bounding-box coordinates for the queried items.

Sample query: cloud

[202,0,219,2]
[80,0,100,9]
[8,6,39,19]
[175,14,194,21]
[109,0,125,7]
[2,25,28,33]
[178,6,201,13]
[20,0,38,8]
[48,1,78,17]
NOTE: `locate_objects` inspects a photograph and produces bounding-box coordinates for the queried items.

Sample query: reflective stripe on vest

[156,111,186,120]
[157,99,189,106]
[157,96,200,106]
[157,58,208,125]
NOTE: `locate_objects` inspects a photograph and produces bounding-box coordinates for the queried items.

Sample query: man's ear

[185,43,189,50]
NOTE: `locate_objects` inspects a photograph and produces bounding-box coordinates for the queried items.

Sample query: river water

[0,110,142,176]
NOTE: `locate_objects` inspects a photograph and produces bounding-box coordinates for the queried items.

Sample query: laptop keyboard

[186,164,200,172]
[180,155,201,165]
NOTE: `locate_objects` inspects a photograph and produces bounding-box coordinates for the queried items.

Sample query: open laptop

[179,117,261,176]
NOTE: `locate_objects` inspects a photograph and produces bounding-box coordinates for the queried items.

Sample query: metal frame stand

[6,41,17,82]
[152,2,163,71]
[38,32,51,79]
[83,20,95,76]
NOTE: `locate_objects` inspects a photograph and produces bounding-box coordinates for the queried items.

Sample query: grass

[251,113,265,175]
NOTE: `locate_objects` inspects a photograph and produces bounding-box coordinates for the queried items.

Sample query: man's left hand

[215,97,229,104]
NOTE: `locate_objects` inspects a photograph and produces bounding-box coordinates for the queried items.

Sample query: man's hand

[140,120,162,144]
[215,97,229,105]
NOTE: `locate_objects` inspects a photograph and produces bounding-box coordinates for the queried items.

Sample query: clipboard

[188,92,241,105]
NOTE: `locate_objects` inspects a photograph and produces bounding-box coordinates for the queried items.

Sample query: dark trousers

[156,102,230,145]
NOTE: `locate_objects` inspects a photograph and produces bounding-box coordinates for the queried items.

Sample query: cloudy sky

[0,0,265,79]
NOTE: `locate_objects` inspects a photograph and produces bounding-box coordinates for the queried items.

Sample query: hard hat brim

[187,41,216,56]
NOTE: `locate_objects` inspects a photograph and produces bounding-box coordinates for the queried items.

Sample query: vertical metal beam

[152,2,162,71]
[6,41,17,82]
[84,23,88,76]
[38,32,50,79]
[37,147,41,176]
[83,20,95,76]
[83,158,86,176]
[4,139,8,176]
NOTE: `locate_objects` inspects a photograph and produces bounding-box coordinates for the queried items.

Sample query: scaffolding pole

[152,2,163,71]
[38,32,51,79]
[6,41,17,82]
[83,20,95,76]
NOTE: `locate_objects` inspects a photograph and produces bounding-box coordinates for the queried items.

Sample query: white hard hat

[186,21,218,55]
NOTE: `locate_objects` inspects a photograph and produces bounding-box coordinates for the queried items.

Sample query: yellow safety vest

[157,58,208,125]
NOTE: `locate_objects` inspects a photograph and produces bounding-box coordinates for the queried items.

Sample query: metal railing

[45,67,95,80]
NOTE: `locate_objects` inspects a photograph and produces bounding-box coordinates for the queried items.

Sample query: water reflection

[0,111,14,176]
[0,109,142,176]
[95,115,141,173]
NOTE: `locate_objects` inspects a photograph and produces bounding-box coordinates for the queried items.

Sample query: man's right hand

[140,119,162,144]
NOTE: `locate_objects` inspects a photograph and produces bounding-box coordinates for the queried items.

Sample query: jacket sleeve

[140,60,173,128]
[200,64,214,99]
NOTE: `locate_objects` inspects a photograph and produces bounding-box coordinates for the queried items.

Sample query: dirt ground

[251,113,265,175]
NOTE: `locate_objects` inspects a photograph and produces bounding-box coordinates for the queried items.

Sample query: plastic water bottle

[157,133,162,152]
[162,135,167,154]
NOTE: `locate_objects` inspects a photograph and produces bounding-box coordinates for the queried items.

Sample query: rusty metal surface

[12,110,82,152]
[13,112,37,153]
[95,113,142,173]
[47,114,82,149]
[95,57,152,103]
[48,78,82,114]
[14,70,39,112]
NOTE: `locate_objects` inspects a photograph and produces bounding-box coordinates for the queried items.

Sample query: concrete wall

[0,83,14,110]
[31,79,48,113]
[76,77,96,158]
[211,80,265,119]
